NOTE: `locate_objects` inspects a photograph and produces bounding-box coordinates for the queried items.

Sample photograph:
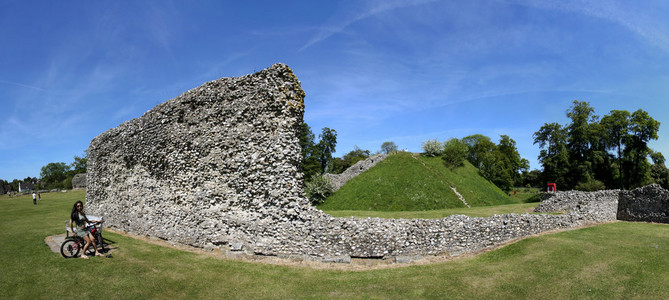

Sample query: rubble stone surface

[618,184,669,224]
[72,173,87,190]
[85,64,668,262]
[324,154,388,191]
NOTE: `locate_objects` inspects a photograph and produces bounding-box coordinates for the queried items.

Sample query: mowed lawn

[1,191,668,299]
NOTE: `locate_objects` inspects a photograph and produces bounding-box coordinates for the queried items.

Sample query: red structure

[547,183,557,192]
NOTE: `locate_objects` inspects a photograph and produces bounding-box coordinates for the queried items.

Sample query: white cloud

[509,0,669,53]
[300,0,439,51]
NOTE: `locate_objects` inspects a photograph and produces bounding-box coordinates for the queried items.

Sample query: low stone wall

[85,64,665,263]
[618,184,669,224]
[324,154,389,191]
[534,189,620,216]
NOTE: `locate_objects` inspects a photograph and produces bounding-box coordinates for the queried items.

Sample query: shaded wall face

[85,64,310,245]
[618,184,669,224]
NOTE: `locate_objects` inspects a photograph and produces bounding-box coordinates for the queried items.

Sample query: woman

[69,201,102,259]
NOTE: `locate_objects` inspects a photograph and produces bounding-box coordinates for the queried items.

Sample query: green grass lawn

[2,191,669,299]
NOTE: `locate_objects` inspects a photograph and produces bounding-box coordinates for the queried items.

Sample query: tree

[421,139,443,157]
[442,138,467,169]
[600,110,631,188]
[298,123,321,180]
[624,109,660,188]
[462,134,495,169]
[71,151,88,174]
[316,127,337,174]
[478,135,527,191]
[40,162,71,188]
[535,103,661,190]
[534,122,570,188]
[380,141,398,154]
[565,100,598,188]
[519,169,542,188]
[650,152,668,189]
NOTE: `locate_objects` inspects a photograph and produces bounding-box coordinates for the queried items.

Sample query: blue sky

[1,0,668,181]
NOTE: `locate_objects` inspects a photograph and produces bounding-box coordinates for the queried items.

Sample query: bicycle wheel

[60,239,81,258]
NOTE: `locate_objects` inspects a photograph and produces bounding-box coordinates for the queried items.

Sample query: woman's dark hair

[70,201,86,226]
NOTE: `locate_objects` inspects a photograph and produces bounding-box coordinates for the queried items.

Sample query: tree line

[534,100,666,190]
[422,134,529,192]
[0,152,87,193]
[298,122,401,181]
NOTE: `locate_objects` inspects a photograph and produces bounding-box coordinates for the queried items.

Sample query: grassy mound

[318,152,515,211]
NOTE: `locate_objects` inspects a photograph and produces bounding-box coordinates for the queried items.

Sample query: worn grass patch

[2,191,668,299]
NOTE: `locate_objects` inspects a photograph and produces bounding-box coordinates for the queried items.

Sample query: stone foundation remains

[86,64,668,262]
[617,184,669,224]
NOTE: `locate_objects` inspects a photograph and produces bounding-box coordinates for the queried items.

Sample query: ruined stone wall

[86,64,657,262]
[618,184,669,224]
[323,154,389,192]
[72,173,87,190]
[87,63,316,247]
[534,189,620,217]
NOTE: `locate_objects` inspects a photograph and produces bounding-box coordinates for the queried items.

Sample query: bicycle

[60,221,107,258]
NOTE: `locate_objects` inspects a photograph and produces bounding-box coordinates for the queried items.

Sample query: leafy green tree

[536,103,661,190]
[442,138,468,169]
[650,152,668,189]
[565,100,598,187]
[534,122,570,188]
[482,135,527,191]
[462,134,495,169]
[40,162,71,188]
[421,139,443,157]
[624,109,660,188]
[316,127,337,174]
[600,110,631,188]
[519,169,542,188]
[71,151,88,174]
[299,123,322,180]
[380,141,398,154]
[299,123,316,160]
[498,135,528,177]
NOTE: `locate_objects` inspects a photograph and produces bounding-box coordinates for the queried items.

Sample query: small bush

[421,139,443,157]
[305,175,334,205]
[575,179,606,191]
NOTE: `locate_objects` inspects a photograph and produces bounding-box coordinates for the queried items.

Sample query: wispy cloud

[0,79,45,91]
[509,0,669,53]
[300,0,438,51]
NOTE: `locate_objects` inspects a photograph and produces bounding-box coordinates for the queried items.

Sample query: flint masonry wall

[618,184,669,224]
[324,154,389,192]
[87,64,638,261]
[72,173,87,190]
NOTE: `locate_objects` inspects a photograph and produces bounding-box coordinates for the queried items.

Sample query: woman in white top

[69,201,102,259]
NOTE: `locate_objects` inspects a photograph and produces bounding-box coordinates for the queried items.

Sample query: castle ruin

[86,64,668,262]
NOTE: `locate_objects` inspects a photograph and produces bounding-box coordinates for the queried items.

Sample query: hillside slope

[318,152,515,211]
